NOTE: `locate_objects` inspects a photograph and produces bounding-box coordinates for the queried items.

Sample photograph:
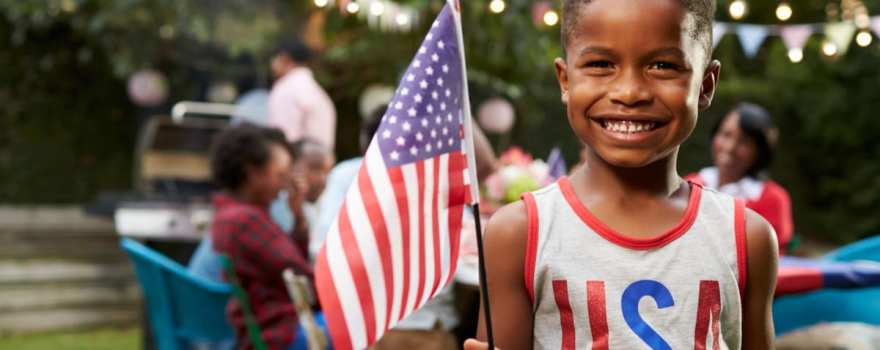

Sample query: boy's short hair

[561,0,716,55]
[210,123,290,190]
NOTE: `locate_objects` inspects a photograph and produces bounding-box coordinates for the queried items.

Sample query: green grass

[0,327,140,350]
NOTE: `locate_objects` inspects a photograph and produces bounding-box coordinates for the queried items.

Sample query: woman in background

[689,102,794,254]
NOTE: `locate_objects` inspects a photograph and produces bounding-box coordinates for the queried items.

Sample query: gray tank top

[522,177,747,350]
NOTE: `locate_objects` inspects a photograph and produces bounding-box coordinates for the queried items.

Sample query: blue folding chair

[121,238,236,350]
[773,235,880,336]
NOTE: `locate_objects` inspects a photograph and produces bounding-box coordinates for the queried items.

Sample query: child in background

[465,0,777,349]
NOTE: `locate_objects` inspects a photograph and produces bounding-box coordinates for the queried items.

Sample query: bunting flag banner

[780,24,813,52]
[712,22,728,49]
[872,17,880,37]
[825,22,857,55]
[736,24,770,58]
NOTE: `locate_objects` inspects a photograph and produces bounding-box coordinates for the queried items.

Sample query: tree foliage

[2,0,880,243]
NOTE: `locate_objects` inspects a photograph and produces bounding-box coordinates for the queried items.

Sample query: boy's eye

[648,61,680,71]
[584,60,613,69]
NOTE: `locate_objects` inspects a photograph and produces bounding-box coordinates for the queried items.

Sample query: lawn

[0,327,140,350]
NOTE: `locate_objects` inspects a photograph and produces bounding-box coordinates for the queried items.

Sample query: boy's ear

[554,57,569,105]
[698,59,721,111]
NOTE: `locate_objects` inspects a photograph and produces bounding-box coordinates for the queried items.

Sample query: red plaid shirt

[211,194,313,350]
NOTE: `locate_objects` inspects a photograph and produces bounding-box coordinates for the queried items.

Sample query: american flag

[315,3,477,349]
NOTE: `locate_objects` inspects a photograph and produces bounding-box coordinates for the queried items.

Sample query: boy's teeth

[603,119,654,133]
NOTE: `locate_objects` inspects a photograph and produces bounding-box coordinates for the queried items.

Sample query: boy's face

[555,0,720,168]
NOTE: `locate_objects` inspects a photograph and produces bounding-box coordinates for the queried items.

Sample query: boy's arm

[742,209,779,349]
[469,201,534,350]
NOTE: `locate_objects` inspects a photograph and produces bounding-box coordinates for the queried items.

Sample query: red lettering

[693,280,721,350]
[586,281,609,350]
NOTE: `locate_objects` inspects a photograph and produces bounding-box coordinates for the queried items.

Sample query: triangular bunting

[735,24,770,58]
[780,25,813,51]
[825,22,856,55]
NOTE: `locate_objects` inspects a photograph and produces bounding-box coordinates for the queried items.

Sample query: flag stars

[413,60,421,68]
[426,144,433,152]
[414,94,423,103]
[395,102,403,110]
[407,74,415,82]
[419,46,427,54]
[388,115,397,124]
[435,116,442,125]
[401,87,409,96]
[431,91,439,100]
[445,88,451,97]
[426,33,433,40]
[448,138,454,146]
[402,121,411,131]
[442,64,449,73]
[431,129,437,138]
[410,146,419,155]
[431,53,439,62]
[407,107,417,117]
[419,80,429,89]
[426,104,434,113]
[390,151,400,160]
[447,113,453,122]
[396,136,405,146]
[440,102,446,111]
[425,67,434,76]
[416,132,423,141]
[442,127,448,135]
[437,78,444,86]
[382,130,392,139]
[421,119,429,127]
[437,40,445,49]
[436,140,443,149]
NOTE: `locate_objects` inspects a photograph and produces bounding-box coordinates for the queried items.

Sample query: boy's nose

[608,70,653,107]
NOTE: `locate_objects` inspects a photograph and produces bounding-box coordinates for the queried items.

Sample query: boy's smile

[555,0,719,168]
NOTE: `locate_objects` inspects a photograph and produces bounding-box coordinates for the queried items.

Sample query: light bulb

[370,2,384,16]
[856,31,873,47]
[396,13,410,26]
[543,10,559,26]
[787,48,803,62]
[489,0,506,14]
[346,2,359,14]
[821,41,838,56]
[729,0,747,20]
[314,0,329,8]
[776,2,792,21]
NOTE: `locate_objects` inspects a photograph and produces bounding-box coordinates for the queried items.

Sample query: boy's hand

[463,339,500,350]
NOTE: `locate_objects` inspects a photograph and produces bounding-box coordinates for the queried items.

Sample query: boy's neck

[574,149,684,199]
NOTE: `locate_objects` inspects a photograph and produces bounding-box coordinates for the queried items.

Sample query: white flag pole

[450,1,495,348]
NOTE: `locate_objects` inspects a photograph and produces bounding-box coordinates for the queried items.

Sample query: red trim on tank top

[557,176,703,250]
[521,193,539,306]
[734,199,748,298]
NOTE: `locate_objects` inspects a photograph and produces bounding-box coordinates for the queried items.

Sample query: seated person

[203,123,313,350]
[270,138,334,261]
[688,102,794,254]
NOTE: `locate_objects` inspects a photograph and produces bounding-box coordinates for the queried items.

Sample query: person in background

[271,138,334,260]
[200,123,313,350]
[687,102,794,254]
[267,37,336,150]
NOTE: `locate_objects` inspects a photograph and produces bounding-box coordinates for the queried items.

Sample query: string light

[314,0,328,8]
[787,48,803,63]
[370,2,385,16]
[776,2,792,21]
[396,13,410,26]
[856,30,873,47]
[346,2,360,14]
[822,41,838,56]
[543,10,559,26]
[489,0,506,14]
[729,0,747,20]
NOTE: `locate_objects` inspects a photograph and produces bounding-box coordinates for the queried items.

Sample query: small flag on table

[314,3,479,349]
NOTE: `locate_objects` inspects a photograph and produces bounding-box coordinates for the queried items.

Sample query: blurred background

[2,0,880,348]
